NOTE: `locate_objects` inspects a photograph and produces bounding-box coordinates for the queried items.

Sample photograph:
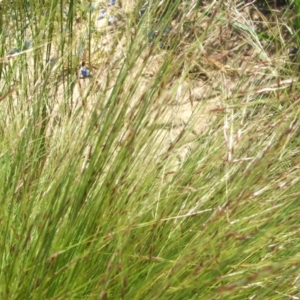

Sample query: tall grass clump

[1,0,300,298]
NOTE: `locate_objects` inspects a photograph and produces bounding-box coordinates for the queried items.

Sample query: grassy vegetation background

[1,0,300,299]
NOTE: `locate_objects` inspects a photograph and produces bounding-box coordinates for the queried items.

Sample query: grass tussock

[1,0,300,299]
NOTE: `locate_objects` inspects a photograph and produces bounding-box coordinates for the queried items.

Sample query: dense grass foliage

[1,0,300,299]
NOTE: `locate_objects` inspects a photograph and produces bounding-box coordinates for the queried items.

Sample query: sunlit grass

[0,0,300,299]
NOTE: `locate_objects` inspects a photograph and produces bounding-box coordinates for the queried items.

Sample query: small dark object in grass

[289,48,298,55]
[257,7,272,15]
[139,2,148,16]
[139,7,146,16]
[80,68,91,78]
[148,30,158,43]
[254,0,290,6]
[80,62,91,78]
[49,58,56,65]
[159,43,171,50]
[163,27,171,36]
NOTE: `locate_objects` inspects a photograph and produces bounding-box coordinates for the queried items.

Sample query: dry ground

[3,0,295,170]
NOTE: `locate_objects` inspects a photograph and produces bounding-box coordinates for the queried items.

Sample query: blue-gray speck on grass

[148,30,158,43]
[163,27,171,36]
[9,48,21,55]
[108,15,115,24]
[159,42,170,50]
[108,0,116,6]
[139,8,146,16]
[139,3,148,16]
[24,40,31,49]
[289,48,299,55]
[80,67,91,78]
[98,10,106,20]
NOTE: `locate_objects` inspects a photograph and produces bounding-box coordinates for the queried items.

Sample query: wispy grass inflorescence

[0,0,300,299]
